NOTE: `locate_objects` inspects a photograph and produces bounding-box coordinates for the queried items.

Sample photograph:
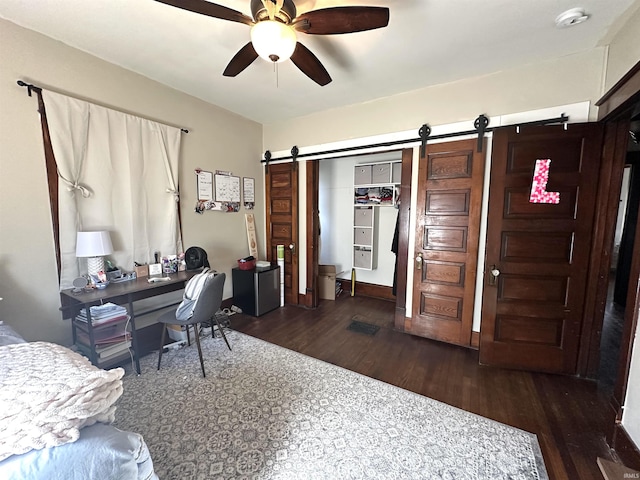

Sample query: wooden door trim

[579,119,630,377]
[265,166,273,262]
[596,59,640,121]
[290,164,299,305]
[305,160,320,308]
[593,60,640,469]
[306,151,410,311]
[393,148,413,329]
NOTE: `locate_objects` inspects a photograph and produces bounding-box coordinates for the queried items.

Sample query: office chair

[156,272,231,377]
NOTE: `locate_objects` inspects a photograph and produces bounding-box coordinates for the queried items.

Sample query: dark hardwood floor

[231,294,615,480]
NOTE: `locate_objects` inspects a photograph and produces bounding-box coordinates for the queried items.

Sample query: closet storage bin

[353,247,373,269]
[354,228,373,246]
[372,163,391,184]
[392,162,402,183]
[354,206,373,226]
[354,165,372,185]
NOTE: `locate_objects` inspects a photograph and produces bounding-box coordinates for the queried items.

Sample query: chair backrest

[189,272,225,324]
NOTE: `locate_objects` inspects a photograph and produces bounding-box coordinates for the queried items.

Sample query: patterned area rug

[114,330,548,480]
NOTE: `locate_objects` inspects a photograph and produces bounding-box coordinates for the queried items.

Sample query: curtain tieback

[166,188,180,202]
[62,179,92,198]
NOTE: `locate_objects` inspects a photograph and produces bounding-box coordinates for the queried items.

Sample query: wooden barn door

[479,124,603,373]
[265,162,299,305]
[410,138,486,346]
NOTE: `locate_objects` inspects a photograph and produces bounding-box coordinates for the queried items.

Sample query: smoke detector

[555,8,590,28]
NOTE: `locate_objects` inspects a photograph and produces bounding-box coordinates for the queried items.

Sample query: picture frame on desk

[148,263,162,276]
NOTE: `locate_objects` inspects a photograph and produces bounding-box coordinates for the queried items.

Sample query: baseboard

[606,396,621,445]
[394,307,407,331]
[470,331,480,349]
[303,289,315,308]
[338,279,395,301]
[597,457,640,479]
[298,292,325,308]
[612,422,640,471]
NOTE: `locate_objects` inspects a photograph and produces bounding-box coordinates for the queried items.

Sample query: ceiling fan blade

[223,43,259,77]
[290,42,332,86]
[154,0,254,26]
[293,6,389,35]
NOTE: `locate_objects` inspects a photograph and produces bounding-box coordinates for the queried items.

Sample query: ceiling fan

[154,0,390,86]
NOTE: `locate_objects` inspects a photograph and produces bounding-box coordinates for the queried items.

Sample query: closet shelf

[352,160,401,270]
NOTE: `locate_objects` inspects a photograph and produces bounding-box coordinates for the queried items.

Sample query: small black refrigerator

[231,265,280,316]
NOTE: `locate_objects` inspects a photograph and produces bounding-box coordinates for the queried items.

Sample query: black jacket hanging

[391,211,400,296]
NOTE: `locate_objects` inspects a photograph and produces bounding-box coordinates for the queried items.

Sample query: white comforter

[0,341,124,461]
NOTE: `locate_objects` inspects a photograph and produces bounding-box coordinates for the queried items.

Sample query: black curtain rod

[16,80,190,133]
[260,113,569,163]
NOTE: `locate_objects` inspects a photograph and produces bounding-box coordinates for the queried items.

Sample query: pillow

[0,342,124,460]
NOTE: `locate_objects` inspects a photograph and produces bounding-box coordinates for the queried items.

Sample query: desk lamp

[76,231,113,277]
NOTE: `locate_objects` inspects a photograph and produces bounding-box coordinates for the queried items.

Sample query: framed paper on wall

[243,177,255,210]
[215,174,241,203]
[212,173,241,212]
[196,170,213,201]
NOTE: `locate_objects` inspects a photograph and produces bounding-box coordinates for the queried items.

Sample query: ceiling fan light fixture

[251,20,297,63]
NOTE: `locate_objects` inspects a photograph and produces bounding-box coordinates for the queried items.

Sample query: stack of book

[75,303,131,363]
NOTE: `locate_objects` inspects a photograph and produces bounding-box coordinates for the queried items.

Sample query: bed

[0,323,157,480]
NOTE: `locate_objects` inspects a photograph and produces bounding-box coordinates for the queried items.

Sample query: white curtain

[42,90,182,289]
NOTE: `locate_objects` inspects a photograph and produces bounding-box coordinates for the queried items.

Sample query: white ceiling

[2,0,638,124]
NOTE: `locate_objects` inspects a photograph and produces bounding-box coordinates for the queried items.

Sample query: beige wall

[2,8,639,351]
[0,18,264,345]
[265,47,609,301]
[604,2,640,91]
[263,48,606,151]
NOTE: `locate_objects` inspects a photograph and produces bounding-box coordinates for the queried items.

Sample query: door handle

[488,265,500,286]
[415,252,423,270]
[289,243,296,255]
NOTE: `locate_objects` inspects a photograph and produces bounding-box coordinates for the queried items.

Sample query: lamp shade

[76,231,113,257]
[251,20,297,63]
